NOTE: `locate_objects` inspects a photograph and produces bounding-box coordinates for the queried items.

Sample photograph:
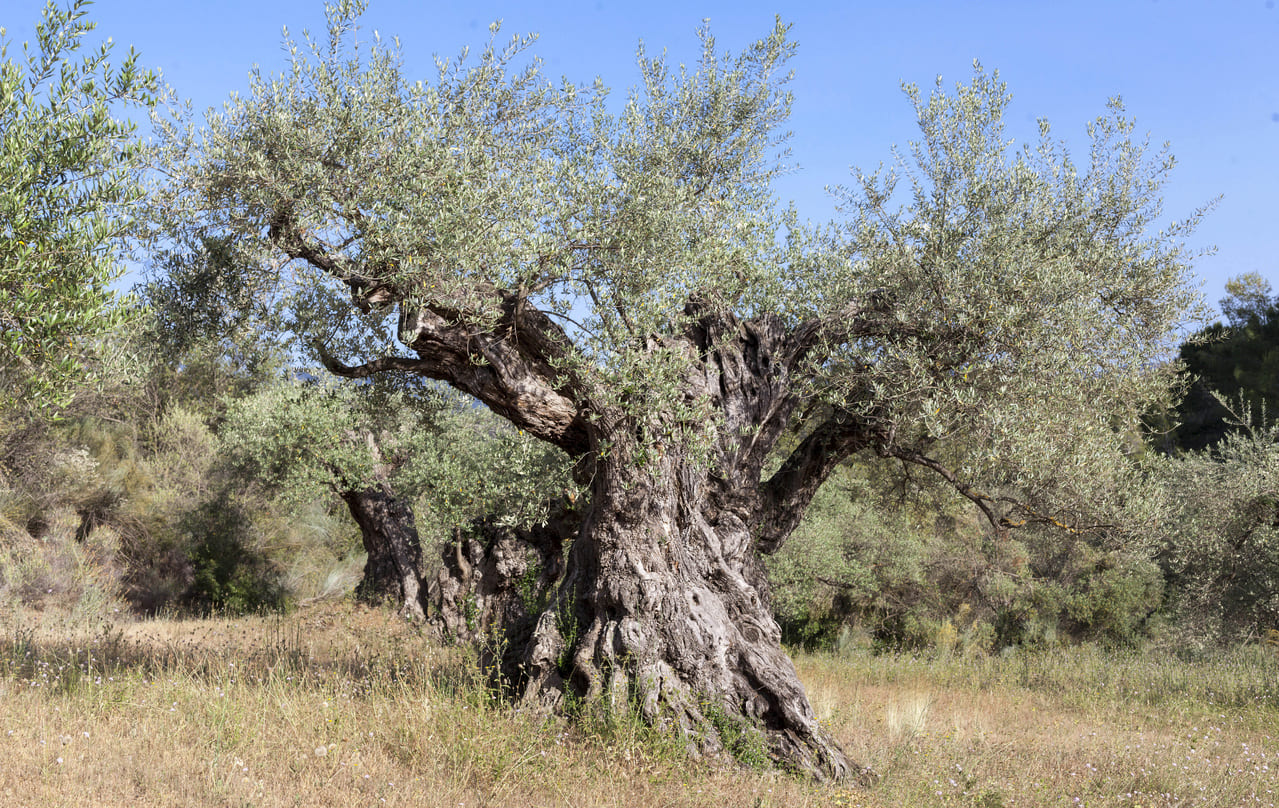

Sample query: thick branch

[269,203,592,455]
[312,343,433,378]
[268,207,387,308]
[754,413,876,554]
[681,302,808,477]
[316,321,589,456]
[398,291,591,455]
[781,290,903,370]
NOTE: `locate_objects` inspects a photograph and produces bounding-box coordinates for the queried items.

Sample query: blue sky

[7,0,1277,320]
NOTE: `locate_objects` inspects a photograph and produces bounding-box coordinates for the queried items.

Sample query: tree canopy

[152,6,1201,527]
[0,0,157,413]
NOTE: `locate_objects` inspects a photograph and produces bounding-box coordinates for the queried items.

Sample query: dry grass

[806,649,1279,807]
[1,602,1276,807]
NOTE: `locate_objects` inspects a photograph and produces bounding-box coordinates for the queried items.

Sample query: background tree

[1168,273,1279,451]
[0,0,157,415]
[1220,272,1273,329]
[0,323,294,619]
[138,234,286,418]
[219,375,570,620]
[153,1,1203,779]
[767,451,1165,655]
[1140,273,1279,643]
[1147,409,1279,646]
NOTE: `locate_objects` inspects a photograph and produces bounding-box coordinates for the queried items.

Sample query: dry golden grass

[1,602,1275,807]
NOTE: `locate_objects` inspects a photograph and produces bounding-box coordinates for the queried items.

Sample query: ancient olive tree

[153,2,1202,779]
[0,0,156,413]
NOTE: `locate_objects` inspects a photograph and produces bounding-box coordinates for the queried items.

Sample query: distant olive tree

[219,375,570,619]
[150,0,1203,779]
[0,0,157,414]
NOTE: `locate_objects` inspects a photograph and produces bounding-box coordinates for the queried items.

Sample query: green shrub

[182,494,285,615]
[1147,412,1279,645]
[768,458,1165,654]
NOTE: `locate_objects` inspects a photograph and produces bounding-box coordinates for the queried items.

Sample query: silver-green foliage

[145,2,805,444]
[820,67,1206,525]
[399,404,576,534]
[1151,406,1279,644]
[218,376,572,541]
[0,1,157,412]
[768,456,1165,652]
[153,1,1203,537]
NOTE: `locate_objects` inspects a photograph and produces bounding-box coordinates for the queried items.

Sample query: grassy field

[0,602,1275,807]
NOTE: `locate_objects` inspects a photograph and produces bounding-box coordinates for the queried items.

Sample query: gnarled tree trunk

[302,264,875,780]
[428,500,578,684]
[400,306,872,781]
[514,452,852,779]
[340,480,428,621]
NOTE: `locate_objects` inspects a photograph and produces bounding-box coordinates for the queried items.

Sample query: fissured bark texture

[341,481,428,621]
[516,454,852,780]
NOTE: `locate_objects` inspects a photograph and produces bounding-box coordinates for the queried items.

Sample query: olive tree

[0,0,157,413]
[219,375,570,620]
[152,1,1202,779]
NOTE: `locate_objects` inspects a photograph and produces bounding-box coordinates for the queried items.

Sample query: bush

[1149,413,1279,645]
[182,495,285,615]
[768,458,1165,654]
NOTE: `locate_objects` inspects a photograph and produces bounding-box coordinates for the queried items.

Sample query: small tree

[219,375,569,619]
[0,0,157,414]
[154,2,1203,778]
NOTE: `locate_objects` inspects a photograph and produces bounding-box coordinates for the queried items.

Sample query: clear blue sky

[7,0,1277,319]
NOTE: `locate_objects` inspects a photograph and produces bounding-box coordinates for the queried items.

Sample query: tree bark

[317,303,875,780]
[286,221,875,778]
[428,500,578,687]
[506,450,855,781]
[339,481,428,622]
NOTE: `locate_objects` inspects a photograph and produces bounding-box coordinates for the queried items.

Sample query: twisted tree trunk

[406,310,871,779]
[309,283,876,779]
[512,449,851,779]
[340,480,428,621]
